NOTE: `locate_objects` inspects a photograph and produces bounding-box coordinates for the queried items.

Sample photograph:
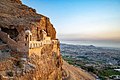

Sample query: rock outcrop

[0,0,56,40]
[0,0,95,80]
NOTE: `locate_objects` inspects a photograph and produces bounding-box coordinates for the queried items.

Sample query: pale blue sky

[21,0,120,41]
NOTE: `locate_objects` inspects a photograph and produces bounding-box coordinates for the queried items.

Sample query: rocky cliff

[0,0,95,80]
[0,0,56,40]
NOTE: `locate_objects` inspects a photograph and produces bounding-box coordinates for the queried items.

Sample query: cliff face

[14,44,62,80]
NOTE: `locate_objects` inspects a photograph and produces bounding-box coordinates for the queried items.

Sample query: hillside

[62,61,95,80]
[0,0,95,80]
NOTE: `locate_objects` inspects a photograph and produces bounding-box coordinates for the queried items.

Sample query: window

[25,35,28,41]
[30,35,32,41]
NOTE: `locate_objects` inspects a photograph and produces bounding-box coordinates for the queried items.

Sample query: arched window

[25,35,28,41]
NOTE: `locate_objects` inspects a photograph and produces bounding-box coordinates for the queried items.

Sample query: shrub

[6,71,13,77]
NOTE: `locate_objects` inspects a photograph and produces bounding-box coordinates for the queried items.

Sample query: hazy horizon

[22,0,120,47]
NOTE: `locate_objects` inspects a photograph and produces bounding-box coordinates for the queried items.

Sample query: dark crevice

[1,27,19,40]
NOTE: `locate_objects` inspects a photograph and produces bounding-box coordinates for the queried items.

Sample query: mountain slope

[62,61,95,80]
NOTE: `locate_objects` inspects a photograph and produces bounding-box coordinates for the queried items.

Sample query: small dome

[25,30,32,35]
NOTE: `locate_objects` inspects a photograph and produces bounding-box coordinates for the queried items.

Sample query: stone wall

[45,37,51,41]
[29,40,52,49]
[0,31,29,53]
[7,36,17,51]
[28,40,53,56]
[29,41,43,49]
[0,31,17,51]
[17,41,29,52]
[43,40,52,45]
[28,40,58,56]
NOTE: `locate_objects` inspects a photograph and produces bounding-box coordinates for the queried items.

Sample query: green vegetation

[98,69,120,76]
[62,56,76,65]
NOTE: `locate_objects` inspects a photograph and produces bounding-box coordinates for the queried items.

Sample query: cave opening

[1,27,19,40]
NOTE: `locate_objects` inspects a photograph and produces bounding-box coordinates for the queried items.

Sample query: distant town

[60,43,120,80]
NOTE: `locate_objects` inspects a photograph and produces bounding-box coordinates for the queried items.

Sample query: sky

[21,0,120,42]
